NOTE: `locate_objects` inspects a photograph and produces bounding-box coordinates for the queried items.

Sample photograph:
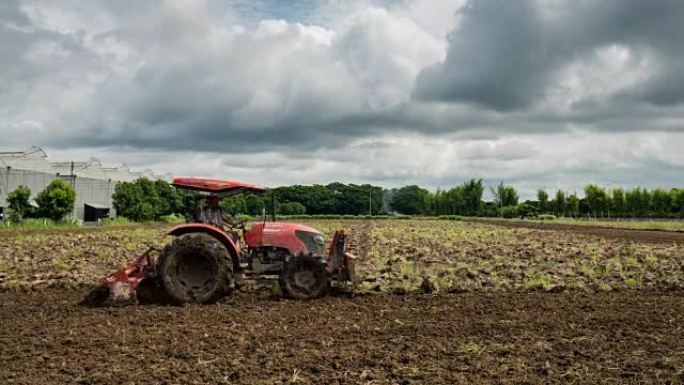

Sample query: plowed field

[1,219,684,384]
[1,291,683,384]
[474,219,684,245]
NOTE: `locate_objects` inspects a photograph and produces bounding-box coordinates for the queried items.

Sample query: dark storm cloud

[4,0,684,155]
[1,0,683,191]
[414,1,549,110]
[4,1,446,153]
[414,0,684,111]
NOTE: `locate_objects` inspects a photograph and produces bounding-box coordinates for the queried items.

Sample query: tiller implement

[82,177,357,306]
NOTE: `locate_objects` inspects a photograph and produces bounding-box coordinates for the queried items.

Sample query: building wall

[0,147,164,221]
[0,168,57,208]
[1,168,129,221]
[58,175,115,220]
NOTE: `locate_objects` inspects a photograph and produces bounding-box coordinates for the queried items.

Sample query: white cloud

[0,0,683,193]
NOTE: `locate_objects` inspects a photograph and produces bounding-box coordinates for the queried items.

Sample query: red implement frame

[96,248,158,305]
[328,229,358,284]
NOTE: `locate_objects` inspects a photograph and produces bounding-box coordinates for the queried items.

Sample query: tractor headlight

[296,230,327,254]
[313,235,326,245]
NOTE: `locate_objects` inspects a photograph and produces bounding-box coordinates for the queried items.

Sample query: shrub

[0,217,81,230]
[501,206,519,218]
[6,185,33,221]
[112,179,158,221]
[438,215,465,221]
[101,217,131,226]
[235,214,255,223]
[517,202,540,218]
[536,214,557,220]
[158,214,185,224]
[34,180,76,221]
[278,202,306,215]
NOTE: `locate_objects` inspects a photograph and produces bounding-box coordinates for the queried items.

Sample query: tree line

[112,178,183,221]
[389,181,684,219]
[111,181,386,220]
[221,180,684,219]
[9,178,679,223]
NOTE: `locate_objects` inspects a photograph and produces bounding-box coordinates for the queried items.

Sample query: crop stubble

[1,219,683,384]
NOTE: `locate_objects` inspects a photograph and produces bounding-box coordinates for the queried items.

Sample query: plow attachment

[80,248,166,307]
[328,229,358,286]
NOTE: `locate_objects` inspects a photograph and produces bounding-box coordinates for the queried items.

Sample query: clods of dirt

[1,290,683,384]
[474,219,684,245]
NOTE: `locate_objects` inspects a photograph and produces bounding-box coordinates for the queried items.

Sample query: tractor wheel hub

[293,270,316,288]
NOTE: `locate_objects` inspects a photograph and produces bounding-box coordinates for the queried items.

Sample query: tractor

[83,177,357,306]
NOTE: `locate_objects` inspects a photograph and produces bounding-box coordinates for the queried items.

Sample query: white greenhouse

[0,146,171,222]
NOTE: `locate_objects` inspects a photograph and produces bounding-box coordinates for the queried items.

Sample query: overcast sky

[1,0,683,197]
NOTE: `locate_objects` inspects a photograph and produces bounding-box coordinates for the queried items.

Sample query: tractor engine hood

[245,222,327,255]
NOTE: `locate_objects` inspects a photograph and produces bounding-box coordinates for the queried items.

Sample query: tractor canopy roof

[172,177,267,195]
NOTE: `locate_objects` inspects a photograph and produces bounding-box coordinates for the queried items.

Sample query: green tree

[461,179,484,216]
[583,184,609,217]
[517,201,540,218]
[651,188,671,217]
[245,193,266,216]
[481,201,500,217]
[390,185,430,215]
[279,202,306,215]
[625,188,650,217]
[552,189,566,217]
[272,183,384,215]
[112,180,155,221]
[328,183,383,215]
[6,185,32,221]
[490,182,519,209]
[34,180,76,221]
[444,186,465,215]
[274,184,333,214]
[221,195,247,216]
[567,193,580,217]
[501,205,519,218]
[433,189,448,215]
[672,189,684,218]
[154,180,182,216]
[537,189,549,214]
[136,178,161,215]
[610,188,626,218]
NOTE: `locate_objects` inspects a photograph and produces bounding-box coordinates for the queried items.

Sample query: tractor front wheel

[158,233,232,304]
[278,254,330,299]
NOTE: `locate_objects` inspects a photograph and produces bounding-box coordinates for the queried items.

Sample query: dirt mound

[1,290,683,384]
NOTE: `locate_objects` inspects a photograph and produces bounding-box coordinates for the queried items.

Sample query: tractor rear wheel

[278,254,329,299]
[158,233,232,304]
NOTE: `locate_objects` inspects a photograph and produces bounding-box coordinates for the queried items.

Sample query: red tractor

[83,177,357,306]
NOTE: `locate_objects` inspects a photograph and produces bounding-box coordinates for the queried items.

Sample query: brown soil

[474,219,684,245]
[1,290,683,384]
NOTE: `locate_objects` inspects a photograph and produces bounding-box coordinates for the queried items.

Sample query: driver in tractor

[201,195,243,244]
[201,195,229,228]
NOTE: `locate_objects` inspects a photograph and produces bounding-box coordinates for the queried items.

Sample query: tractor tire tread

[158,233,233,304]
